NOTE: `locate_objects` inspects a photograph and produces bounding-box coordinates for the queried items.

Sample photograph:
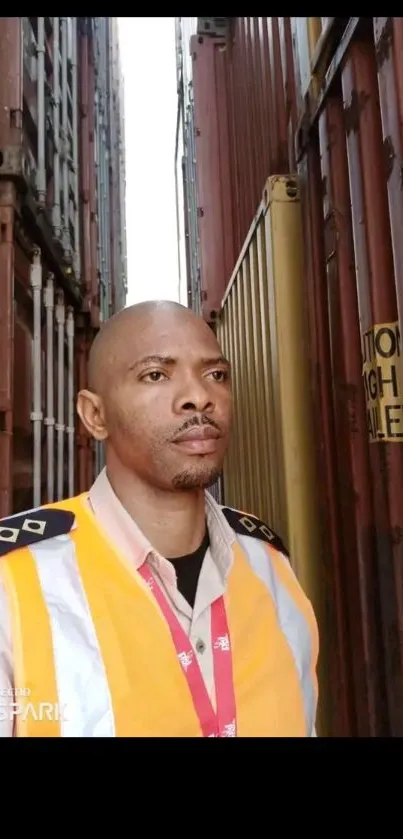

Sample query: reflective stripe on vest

[1,495,318,737]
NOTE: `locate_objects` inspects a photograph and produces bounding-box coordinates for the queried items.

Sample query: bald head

[87,300,213,394]
[77,298,231,492]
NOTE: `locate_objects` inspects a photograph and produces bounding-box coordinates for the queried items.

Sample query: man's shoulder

[0,497,78,559]
[221,505,289,558]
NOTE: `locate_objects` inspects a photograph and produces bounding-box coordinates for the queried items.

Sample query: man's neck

[105,464,207,559]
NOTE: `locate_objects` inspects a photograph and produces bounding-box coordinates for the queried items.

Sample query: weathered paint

[179,18,294,323]
[0,17,22,517]
[318,93,387,736]
[217,176,330,736]
[190,32,236,320]
[293,18,403,735]
[298,139,355,737]
[341,36,403,735]
[374,18,403,369]
[177,17,403,736]
[0,17,127,514]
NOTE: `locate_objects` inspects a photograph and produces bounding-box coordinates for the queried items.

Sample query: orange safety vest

[0,494,319,737]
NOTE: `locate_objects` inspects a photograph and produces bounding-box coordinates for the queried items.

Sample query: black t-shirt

[168,527,210,608]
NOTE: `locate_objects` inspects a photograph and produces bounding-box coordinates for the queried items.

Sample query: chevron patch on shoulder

[0,508,75,558]
[222,507,289,557]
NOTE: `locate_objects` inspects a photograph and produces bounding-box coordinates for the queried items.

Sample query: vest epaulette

[0,508,75,558]
[222,506,290,557]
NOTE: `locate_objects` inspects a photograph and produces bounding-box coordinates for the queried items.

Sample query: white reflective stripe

[29,535,115,737]
[237,533,316,736]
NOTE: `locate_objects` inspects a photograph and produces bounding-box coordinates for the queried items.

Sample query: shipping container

[0,17,127,518]
[175,16,403,737]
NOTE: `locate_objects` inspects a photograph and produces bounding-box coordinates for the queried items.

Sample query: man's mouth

[172,424,221,454]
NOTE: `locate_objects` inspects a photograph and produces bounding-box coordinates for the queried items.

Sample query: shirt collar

[88,467,235,580]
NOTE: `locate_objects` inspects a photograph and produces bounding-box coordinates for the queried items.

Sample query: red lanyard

[138,562,237,737]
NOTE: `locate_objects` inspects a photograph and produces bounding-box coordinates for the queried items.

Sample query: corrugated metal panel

[183,93,201,315]
[177,17,295,321]
[0,17,127,515]
[190,32,236,320]
[178,16,403,736]
[175,18,202,315]
[294,17,403,735]
[12,249,74,512]
[297,137,356,737]
[175,104,189,308]
[342,35,403,734]
[108,17,127,313]
[217,175,329,735]
[207,475,223,505]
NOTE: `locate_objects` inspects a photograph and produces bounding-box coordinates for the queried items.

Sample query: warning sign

[362,321,403,442]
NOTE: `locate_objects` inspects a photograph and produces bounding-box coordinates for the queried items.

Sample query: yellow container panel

[217,174,329,733]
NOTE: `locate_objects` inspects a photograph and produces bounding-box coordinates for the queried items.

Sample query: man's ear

[77,389,108,441]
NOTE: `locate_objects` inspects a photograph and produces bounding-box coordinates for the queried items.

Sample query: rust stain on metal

[342,37,403,736]
[0,182,16,517]
[185,17,298,318]
[319,86,389,736]
[390,525,403,545]
[374,16,403,370]
[0,17,127,510]
[178,16,403,736]
[300,140,355,737]
[343,87,370,134]
[0,17,22,517]
[375,17,393,68]
[382,135,395,179]
[78,24,92,307]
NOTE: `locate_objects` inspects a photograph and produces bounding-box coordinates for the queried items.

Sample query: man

[0,301,318,737]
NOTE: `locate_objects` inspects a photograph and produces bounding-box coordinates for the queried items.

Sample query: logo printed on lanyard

[138,562,237,737]
[178,650,194,672]
[214,634,230,651]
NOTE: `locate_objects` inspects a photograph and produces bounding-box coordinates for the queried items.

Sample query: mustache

[171,415,221,440]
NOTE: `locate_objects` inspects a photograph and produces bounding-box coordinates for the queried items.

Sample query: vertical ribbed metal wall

[217,174,323,649]
[0,16,127,514]
[176,16,403,737]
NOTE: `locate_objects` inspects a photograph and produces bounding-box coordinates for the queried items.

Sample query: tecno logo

[0,701,69,722]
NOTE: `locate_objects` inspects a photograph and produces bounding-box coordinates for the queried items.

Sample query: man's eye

[209,370,229,382]
[143,371,166,383]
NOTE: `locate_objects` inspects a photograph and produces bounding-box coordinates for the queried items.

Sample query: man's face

[90,310,232,491]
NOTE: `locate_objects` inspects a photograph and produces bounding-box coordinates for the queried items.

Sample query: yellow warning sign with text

[362,322,403,443]
[362,321,403,442]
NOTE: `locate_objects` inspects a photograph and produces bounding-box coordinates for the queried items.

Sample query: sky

[117,17,180,306]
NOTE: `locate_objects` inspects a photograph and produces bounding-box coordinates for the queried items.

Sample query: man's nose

[174,376,214,414]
